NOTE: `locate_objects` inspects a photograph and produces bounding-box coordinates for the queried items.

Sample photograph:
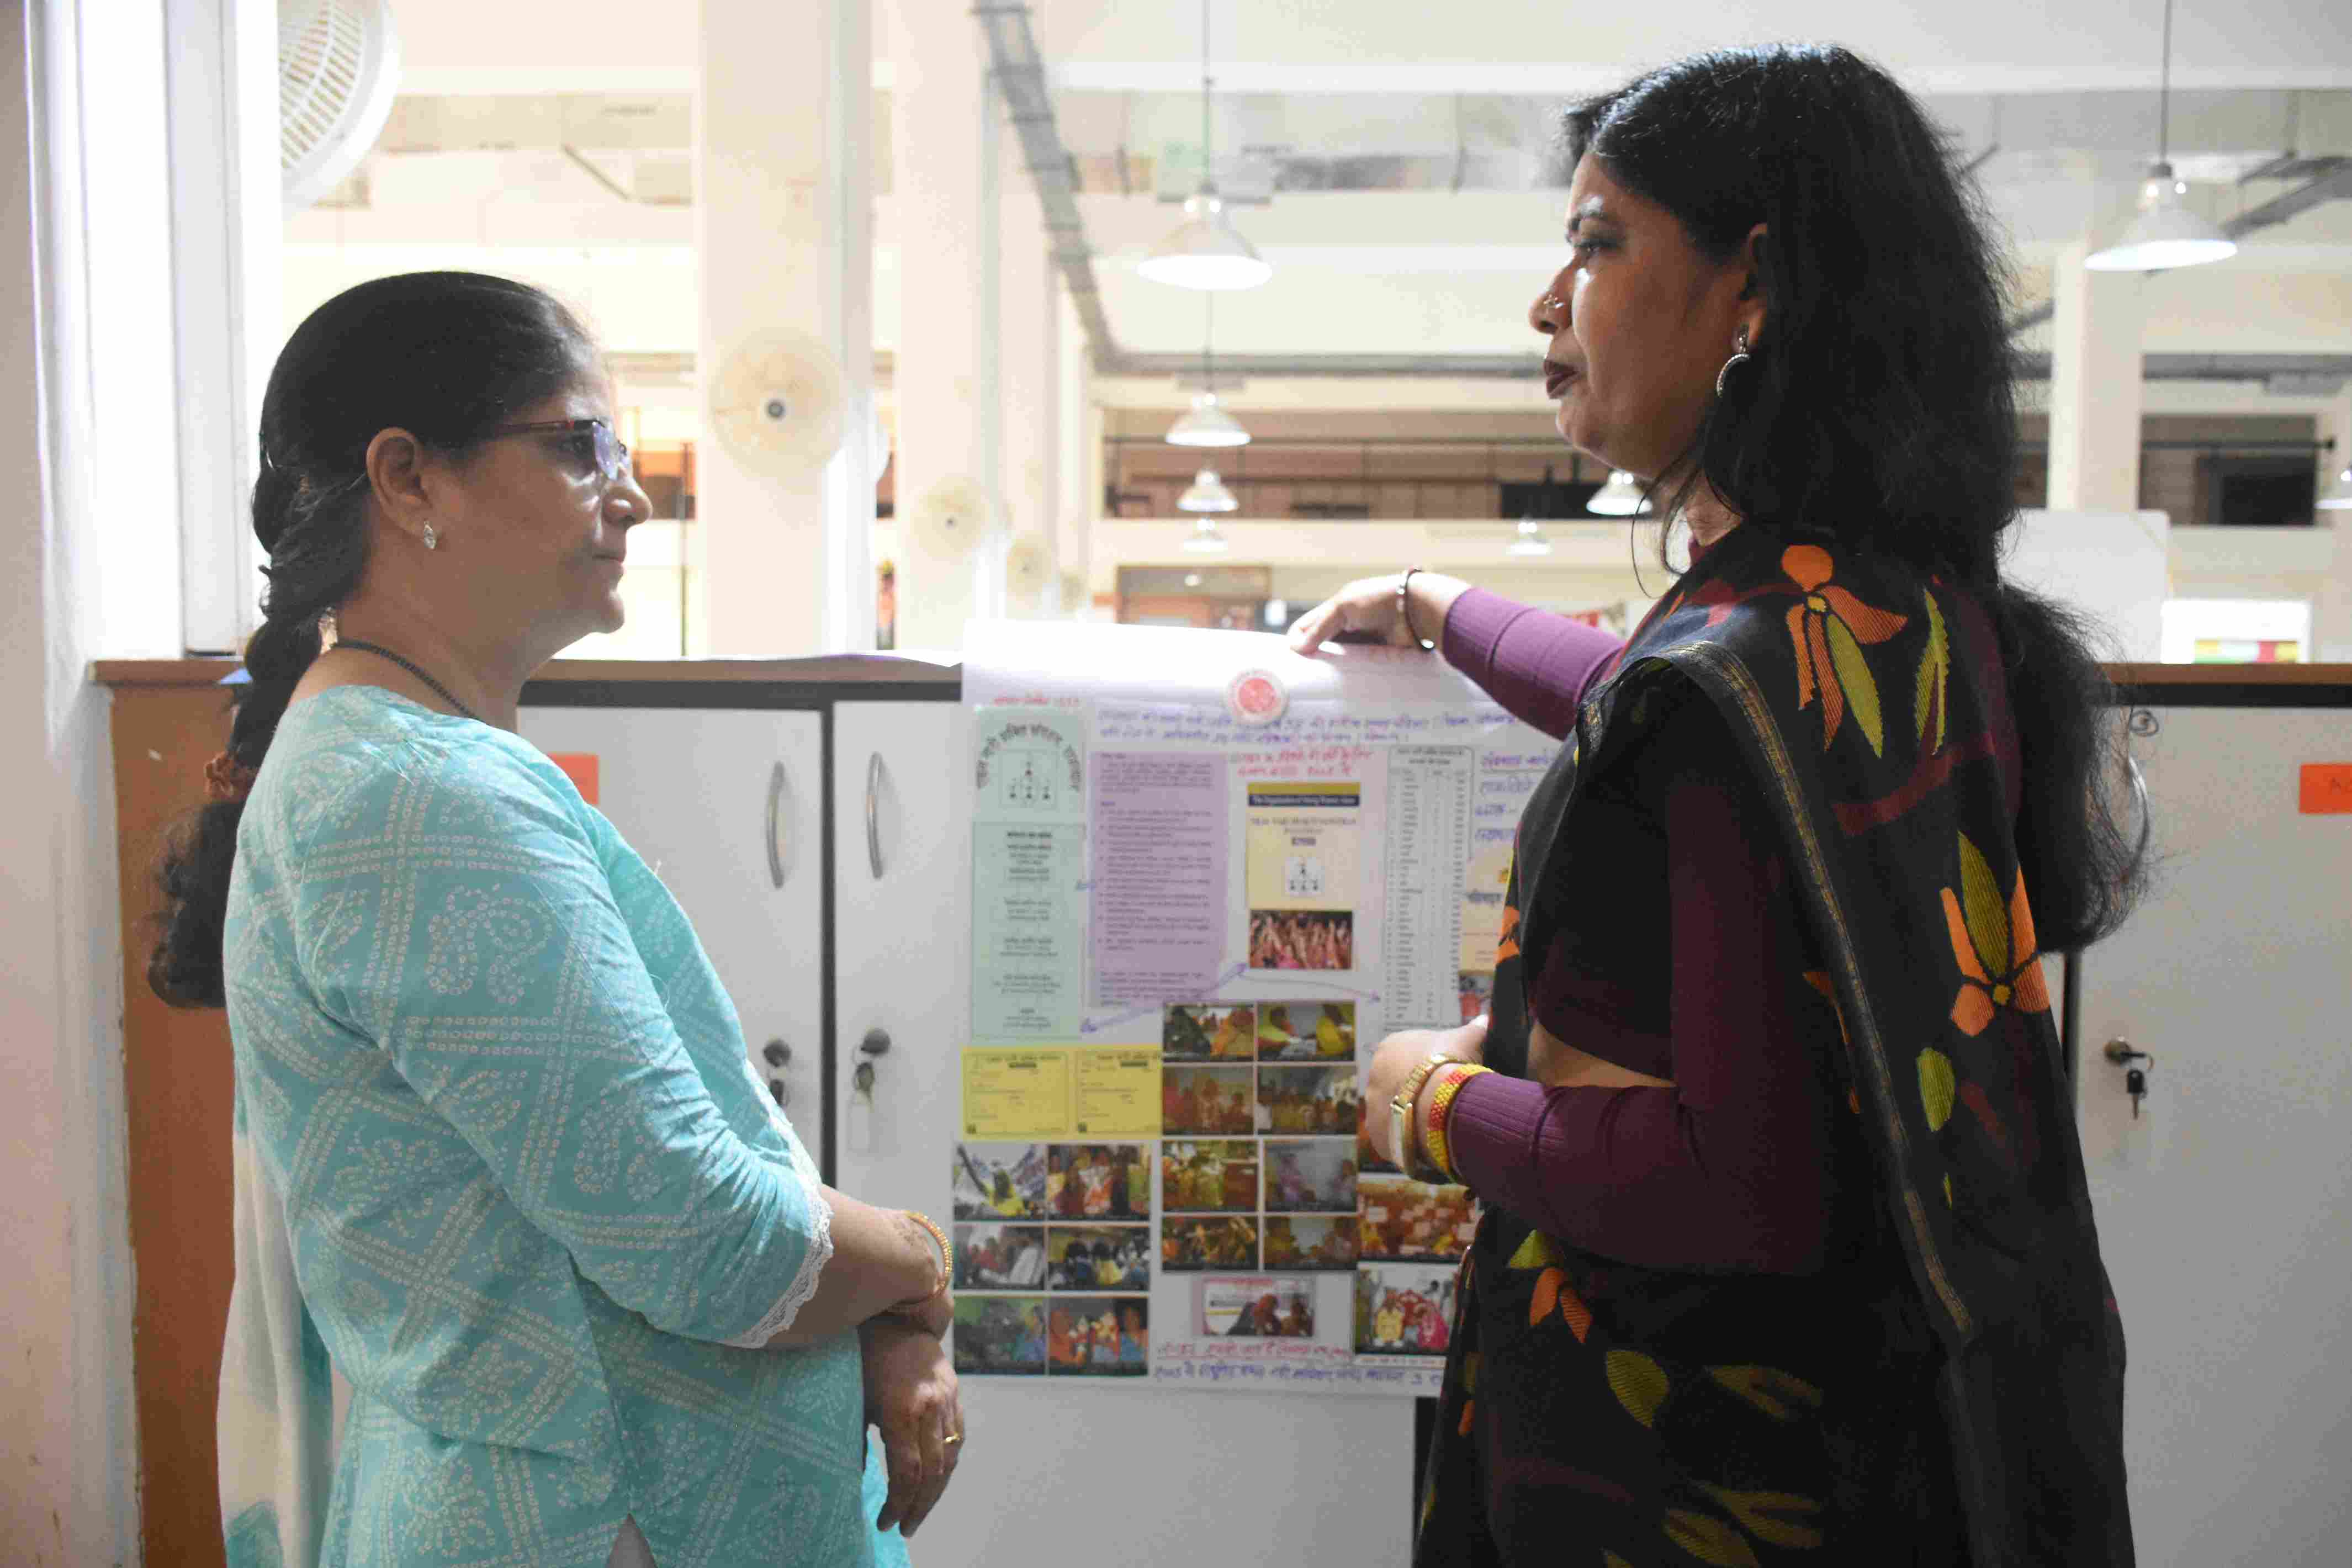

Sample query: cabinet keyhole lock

[2102,1039,2157,1120]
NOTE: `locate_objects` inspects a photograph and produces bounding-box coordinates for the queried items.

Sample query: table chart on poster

[1381,744,1474,1029]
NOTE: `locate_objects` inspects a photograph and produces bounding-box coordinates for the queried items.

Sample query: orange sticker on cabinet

[548,752,600,804]
[2300,764,2352,815]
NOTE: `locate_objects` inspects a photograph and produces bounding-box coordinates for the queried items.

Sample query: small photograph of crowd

[1458,969,1495,1025]
[1263,1139,1357,1213]
[952,1294,1046,1376]
[1258,1064,1362,1134]
[1162,1214,1260,1272]
[954,1222,1046,1289]
[952,1142,1047,1221]
[1355,1263,1458,1357]
[1249,909,1356,971]
[1048,1297,1149,1376]
[1162,1002,1258,1061]
[1161,1139,1260,1214]
[1255,1000,1358,1060]
[1048,1226,1151,1292]
[1357,1174,1479,1263]
[1263,1214,1359,1271]
[1164,1064,1256,1136]
[1198,1276,1316,1339]
[1045,1143,1151,1222]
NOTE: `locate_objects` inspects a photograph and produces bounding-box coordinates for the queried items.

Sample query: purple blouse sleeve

[1440,588,1625,741]
[1440,704,1844,1275]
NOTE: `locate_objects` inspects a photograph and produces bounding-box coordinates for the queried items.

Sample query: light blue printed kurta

[218,685,908,1568]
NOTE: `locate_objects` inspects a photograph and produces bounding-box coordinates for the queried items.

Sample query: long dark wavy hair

[1566,45,2143,951]
[146,271,596,1009]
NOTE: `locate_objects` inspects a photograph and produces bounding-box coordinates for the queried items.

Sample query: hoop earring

[1714,328,1752,398]
[422,521,438,551]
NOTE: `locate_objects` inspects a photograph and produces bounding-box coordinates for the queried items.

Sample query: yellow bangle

[1422,1063,1493,1184]
[904,1210,952,1301]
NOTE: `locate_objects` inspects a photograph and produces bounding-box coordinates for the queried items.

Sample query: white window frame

[162,0,278,654]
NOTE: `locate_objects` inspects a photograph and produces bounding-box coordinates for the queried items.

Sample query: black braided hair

[147,271,596,1008]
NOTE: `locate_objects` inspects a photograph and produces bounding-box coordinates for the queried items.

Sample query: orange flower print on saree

[1782,545,1908,755]
[1941,831,2051,1034]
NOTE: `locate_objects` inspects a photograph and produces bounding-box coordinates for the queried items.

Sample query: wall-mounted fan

[904,476,993,561]
[708,333,849,478]
[279,0,401,213]
[1005,535,1052,612]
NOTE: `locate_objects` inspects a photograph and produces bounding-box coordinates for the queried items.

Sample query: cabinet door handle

[865,751,887,881]
[766,760,790,889]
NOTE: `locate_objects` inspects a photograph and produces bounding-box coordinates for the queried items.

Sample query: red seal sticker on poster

[1226,668,1288,725]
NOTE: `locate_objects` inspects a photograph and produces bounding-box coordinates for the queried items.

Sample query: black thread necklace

[334,639,484,723]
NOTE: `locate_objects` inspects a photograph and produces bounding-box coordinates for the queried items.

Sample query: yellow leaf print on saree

[1782,545,1909,755]
[1941,831,2051,1035]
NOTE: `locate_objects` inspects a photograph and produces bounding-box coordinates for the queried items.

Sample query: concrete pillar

[693,0,875,655]
[885,0,1002,649]
[999,168,1056,615]
[1054,283,1093,616]
[2316,396,2352,661]
[2046,240,2147,514]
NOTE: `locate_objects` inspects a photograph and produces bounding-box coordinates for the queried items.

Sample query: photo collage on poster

[950,1141,1149,1378]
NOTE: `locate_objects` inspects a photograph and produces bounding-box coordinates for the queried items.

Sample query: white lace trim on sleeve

[721,1169,834,1348]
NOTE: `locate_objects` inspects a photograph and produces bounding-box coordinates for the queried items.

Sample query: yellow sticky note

[1074,1048,1162,1137]
[961,1050,1074,1138]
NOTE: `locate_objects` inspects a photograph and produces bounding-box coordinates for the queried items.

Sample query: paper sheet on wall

[955,621,1560,1392]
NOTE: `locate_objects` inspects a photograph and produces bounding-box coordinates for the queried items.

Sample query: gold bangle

[1389,1050,1460,1178]
[1422,1063,1493,1184]
[904,1210,952,1300]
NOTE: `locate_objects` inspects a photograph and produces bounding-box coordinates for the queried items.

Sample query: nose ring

[1543,295,1562,310]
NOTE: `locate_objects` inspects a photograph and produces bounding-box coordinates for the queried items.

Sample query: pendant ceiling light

[1587,470,1652,516]
[1180,516,1232,554]
[1139,0,1271,292]
[1179,468,1239,513]
[2086,0,2238,273]
[1166,296,1252,447]
[1506,518,1555,557]
[2318,463,2352,511]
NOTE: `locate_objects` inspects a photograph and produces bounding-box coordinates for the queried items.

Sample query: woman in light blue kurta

[150,273,965,1568]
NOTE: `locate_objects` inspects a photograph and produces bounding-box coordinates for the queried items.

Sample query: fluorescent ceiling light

[1167,392,1250,448]
[1587,470,1651,516]
[1178,468,1239,513]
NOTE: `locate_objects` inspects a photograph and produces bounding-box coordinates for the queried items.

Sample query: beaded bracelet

[904,1210,952,1300]
[1421,1062,1494,1185]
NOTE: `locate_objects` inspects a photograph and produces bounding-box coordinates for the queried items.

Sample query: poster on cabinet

[957,621,1558,1395]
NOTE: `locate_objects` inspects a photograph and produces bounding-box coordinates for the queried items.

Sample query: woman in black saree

[1291,45,2143,1568]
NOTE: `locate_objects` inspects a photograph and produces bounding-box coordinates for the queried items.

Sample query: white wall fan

[279,0,402,213]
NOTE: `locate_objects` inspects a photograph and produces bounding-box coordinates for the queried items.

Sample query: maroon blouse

[1438,587,1866,1274]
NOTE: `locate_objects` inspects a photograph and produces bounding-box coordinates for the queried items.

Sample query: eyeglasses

[484,418,633,487]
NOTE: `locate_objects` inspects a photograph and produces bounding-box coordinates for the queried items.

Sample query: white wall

[1,2,139,1562]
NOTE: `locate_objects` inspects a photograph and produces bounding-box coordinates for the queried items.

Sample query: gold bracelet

[1422,1063,1493,1184]
[904,1210,952,1301]
[1390,1049,1460,1179]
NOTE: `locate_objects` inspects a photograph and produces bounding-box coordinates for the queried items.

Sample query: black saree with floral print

[1415,525,2132,1568]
